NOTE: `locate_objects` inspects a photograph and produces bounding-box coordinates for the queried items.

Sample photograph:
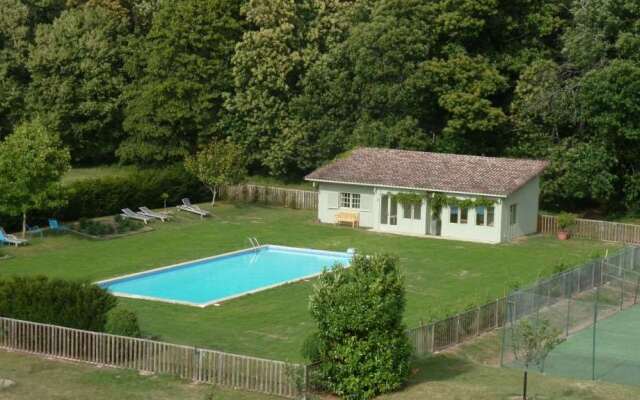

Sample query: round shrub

[105,308,142,338]
[308,254,411,399]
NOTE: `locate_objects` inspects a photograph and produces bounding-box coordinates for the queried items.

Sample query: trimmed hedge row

[0,165,209,231]
[0,276,116,331]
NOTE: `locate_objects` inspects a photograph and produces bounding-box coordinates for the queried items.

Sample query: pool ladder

[248,237,261,248]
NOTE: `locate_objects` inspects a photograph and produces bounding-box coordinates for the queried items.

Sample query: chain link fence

[501,246,640,386]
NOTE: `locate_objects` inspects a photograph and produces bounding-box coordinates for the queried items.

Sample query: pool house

[305,148,548,243]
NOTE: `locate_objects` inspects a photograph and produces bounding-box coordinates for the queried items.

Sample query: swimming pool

[97,245,352,307]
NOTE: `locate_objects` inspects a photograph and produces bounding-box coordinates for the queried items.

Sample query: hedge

[0,276,117,331]
[0,165,209,231]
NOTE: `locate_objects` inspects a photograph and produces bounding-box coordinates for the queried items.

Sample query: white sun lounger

[0,227,28,246]
[176,198,210,218]
[121,208,151,224]
[139,207,170,222]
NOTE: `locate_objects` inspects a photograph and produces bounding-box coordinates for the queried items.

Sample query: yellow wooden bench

[336,211,359,228]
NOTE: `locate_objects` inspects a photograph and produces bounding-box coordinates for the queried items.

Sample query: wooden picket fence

[221,184,318,210]
[538,214,640,244]
[0,317,305,398]
[406,297,507,356]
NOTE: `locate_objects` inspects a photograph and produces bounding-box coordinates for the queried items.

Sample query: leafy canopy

[118,0,244,164]
[184,140,247,205]
[0,119,70,231]
[27,5,131,164]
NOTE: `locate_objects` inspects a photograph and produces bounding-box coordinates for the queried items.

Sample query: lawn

[2,332,639,400]
[0,203,618,361]
[62,165,138,184]
[62,165,313,190]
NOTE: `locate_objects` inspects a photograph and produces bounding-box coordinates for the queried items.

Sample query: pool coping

[95,244,352,308]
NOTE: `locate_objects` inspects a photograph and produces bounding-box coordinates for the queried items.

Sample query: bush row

[0,275,142,337]
[0,276,116,331]
[0,165,209,231]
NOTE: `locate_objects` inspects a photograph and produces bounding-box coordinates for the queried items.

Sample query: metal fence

[221,184,318,210]
[0,317,305,398]
[406,247,639,356]
[539,214,640,244]
[500,246,640,386]
[406,297,507,355]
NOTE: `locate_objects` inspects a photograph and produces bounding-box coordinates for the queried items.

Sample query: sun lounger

[120,208,151,224]
[176,198,210,218]
[0,227,28,246]
[48,219,68,232]
[139,207,170,222]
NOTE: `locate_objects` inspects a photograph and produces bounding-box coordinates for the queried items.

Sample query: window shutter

[327,191,339,209]
[360,194,372,211]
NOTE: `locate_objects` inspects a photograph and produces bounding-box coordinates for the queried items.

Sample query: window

[476,206,495,226]
[509,204,517,225]
[403,203,422,220]
[450,206,459,223]
[476,207,485,226]
[403,203,412,219]
[460,208,468,224]
[340,193,360,209]
[351,193,360,209]
[413,204,421,220]
[487,207,495,226]
[340,192,351,208]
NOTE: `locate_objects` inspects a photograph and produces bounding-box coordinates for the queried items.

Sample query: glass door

[389,196,398,225]
[380,194,397,226]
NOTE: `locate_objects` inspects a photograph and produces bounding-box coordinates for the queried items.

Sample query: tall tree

[118,0,244,164]
[223,0,357,176]
[294,0,508,165]
[27,5,131,164]
[0,119,70,236]
[0,0,30,139]
[510,0,640,210]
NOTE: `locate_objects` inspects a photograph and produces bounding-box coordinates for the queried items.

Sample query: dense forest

[1,0,639,212]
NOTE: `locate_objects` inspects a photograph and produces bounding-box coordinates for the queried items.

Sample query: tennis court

[542,303,640,385]
[502,246,640,387]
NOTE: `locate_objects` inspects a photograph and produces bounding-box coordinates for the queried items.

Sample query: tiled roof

[305,148,548,197]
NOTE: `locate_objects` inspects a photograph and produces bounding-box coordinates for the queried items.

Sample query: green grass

[3,333,640,400]
[0,350,273,400]
[0,204,618,361]
[63,165,311,190]
[62,165,138,184]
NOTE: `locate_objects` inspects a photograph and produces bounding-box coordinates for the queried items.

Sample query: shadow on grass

[406,354,475,388]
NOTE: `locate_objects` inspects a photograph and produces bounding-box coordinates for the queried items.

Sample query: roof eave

[305,177,508,198]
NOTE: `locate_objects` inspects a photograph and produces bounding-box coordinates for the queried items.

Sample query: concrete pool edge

[95,244,352,308]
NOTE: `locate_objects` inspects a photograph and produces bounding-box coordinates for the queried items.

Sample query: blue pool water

[98,245,351,307]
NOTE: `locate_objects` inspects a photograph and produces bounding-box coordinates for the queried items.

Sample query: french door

[380,194,398,226]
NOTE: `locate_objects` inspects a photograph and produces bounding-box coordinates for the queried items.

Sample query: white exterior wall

[317,183,375,228]
[440,195,503,244]
[315,176,542,244]
[371,187,429,236]
[500,176,541,241]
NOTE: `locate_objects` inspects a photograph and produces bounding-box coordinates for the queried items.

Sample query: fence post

[429,323,435,353]
[476,307,481,336]
[302,364,308,400]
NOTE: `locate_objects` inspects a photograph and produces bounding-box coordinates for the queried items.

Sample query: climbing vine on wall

[391,192,424,206]
[428,193,496,219]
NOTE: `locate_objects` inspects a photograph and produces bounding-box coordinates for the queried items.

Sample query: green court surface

[541,304,640,386]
